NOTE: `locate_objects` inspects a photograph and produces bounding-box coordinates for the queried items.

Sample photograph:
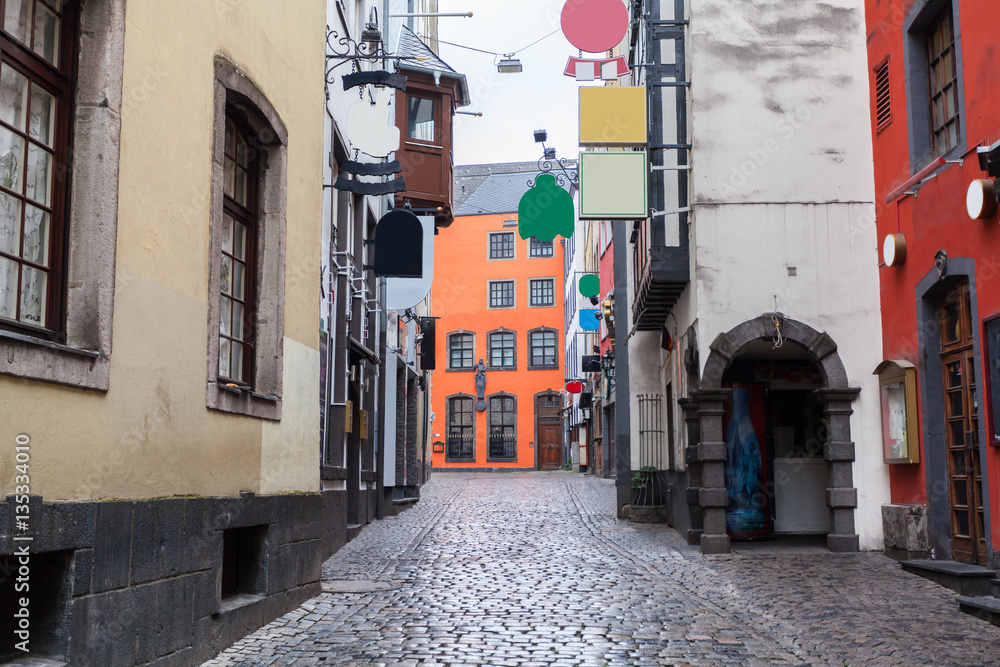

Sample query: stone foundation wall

[0,490,351,666]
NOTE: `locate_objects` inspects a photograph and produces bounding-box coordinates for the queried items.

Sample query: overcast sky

[435,0,595,167]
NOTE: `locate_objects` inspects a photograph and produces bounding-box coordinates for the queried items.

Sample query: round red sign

[560,0,629,54]
[566,381,585,394]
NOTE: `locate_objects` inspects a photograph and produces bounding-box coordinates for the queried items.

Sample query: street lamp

[498,56,522,73]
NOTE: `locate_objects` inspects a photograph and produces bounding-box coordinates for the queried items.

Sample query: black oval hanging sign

[374,210,423,278]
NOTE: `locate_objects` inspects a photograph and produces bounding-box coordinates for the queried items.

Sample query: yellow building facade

[0,1,327,663]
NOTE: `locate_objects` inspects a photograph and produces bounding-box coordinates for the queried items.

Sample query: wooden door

[940,283,986,564]
[537,394,562,470]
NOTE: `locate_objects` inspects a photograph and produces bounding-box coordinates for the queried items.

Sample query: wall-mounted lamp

[966,178,997,220]
[361,7,382,49]
[498,57,523,74]
[534,129,548,143]
[883,233,906,267]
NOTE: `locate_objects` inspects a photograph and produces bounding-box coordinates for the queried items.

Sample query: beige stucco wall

[0,0,324,501]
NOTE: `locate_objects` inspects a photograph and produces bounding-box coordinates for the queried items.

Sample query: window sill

[0,329,109,391]
[487,366,517,372]
[207,381,282,421]
[528,365,559,371]
[0,328,100,358]
[487,458,518,463]
[216,593,264,616]
[445,458,476,463]
[446,367,475,373]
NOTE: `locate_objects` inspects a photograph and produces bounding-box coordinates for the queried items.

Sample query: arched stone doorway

[688,314,861,554]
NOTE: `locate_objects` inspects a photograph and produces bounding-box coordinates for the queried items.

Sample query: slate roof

[395,25,470,106]
[454,161,577,217]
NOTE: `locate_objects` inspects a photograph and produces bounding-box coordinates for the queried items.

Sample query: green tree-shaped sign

[517,174,575,241]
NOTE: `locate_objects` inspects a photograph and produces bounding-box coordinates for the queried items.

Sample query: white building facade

[617,0,887,553]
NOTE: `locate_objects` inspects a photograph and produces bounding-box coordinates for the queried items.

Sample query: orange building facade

[430,164,568,470]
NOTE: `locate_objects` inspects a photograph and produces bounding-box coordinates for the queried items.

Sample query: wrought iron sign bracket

[527,150,579,189]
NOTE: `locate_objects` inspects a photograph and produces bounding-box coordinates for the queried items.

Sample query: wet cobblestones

[203,472,1000,666]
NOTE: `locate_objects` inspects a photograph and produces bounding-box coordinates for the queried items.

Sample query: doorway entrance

[721,345,829,541]
[939,282,986,564]
[536,393,562,469]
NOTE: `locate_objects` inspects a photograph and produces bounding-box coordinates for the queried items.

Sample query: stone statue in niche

[474,359,486,411]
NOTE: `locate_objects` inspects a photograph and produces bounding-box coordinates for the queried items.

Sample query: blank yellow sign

[579,86,647,147]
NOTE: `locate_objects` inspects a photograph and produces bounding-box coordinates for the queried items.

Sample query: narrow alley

[203,473,999,666]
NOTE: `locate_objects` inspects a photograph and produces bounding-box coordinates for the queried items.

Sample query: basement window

[220,525,268,609]
[0,551,72,662]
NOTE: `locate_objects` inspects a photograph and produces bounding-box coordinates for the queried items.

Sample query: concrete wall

[653,0,887,548]
[545,0,886,548]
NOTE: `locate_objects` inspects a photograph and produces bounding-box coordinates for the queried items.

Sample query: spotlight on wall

[882,233,907,267]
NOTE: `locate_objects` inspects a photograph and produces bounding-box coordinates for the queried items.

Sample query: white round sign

[966,179,997,220]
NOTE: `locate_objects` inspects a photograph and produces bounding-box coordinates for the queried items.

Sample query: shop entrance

[722,343,829,541]
[939,282,986,564]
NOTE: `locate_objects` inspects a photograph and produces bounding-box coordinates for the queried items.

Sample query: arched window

[447,330,474,370]
[446,394,475,461]
[528,327,558,369]
[487,328,515,369]
[206,59,288,420]
[488,393,517,461]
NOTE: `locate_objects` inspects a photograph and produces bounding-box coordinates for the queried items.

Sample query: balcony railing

[488,433,517,461]
[446,434,474,461]
[631,219,689,331]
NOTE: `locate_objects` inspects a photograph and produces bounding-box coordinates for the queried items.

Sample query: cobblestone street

[204,473,1000,666]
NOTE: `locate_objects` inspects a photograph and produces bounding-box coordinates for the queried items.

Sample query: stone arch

[700,314,850,391]
[690,313,861,555]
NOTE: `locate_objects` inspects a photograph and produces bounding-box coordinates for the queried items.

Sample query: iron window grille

[926,9,959,156]
[488,394,516,460]
[529,278,555,307]
[447,396,475,461]
[489,280,514,308]
[529,329,558,369]
[488,330,515,368]
[448,332,474,369]
[489,231,515,259]
[529,236,553,257]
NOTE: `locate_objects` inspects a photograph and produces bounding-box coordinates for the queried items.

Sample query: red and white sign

[563,55,630,80]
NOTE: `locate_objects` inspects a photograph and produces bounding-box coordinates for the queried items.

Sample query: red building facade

[865,0,1000,568]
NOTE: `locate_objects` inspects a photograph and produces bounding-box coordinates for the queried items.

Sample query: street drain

[321,580,400,593]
